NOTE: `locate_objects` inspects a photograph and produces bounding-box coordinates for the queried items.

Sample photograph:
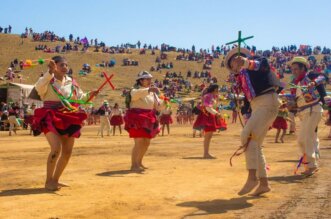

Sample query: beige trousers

[8,115,20,131]
[297,110,322,168]
[289,112,296,132]
[99,115,111,137]
[241,93,280,178]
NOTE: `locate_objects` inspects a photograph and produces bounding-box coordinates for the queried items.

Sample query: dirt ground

[0,120,330,219]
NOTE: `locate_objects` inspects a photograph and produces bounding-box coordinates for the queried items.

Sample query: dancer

[193,84,222,159]
[272,101,289,143]
[124,71,162,172]
[225,48,281,196]
[159,98,173,136]
[33,56,98,190]
[290,56,326,176]
[97,100,111,137]
[110,103,124,135]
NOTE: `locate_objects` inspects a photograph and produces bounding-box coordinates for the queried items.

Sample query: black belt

[256,88,276,97]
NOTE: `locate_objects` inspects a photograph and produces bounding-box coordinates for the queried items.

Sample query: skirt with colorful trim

[160,114,173,125]
[124,108,160,138]
[110,115,124,126]
[193,112,221,132]
[272,117,288,130]
[218,117,227,131]
[32,107,87,138]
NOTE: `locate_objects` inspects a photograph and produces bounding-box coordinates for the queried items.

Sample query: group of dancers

[30,51,329,196]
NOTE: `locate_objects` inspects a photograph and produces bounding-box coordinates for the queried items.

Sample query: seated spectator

[5,68,15,81]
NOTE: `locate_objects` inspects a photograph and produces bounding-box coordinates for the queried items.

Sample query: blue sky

[1,0,330,50]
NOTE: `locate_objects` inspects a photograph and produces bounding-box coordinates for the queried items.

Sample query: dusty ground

[0,120,330,219]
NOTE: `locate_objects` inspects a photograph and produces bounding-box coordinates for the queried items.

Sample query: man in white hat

[225,48,281,196]
[290,56,327,176]
[97,100,111,137]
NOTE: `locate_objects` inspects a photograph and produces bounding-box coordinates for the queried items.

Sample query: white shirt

[35,72,89,102]
[130,87,163,110]
[111,108,122,116]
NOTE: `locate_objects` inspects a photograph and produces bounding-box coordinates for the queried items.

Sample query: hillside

[0,34,329,107]
[0,34,230,106]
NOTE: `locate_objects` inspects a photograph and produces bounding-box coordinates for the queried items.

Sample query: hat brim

[137,75,153,80]
[290,60,309,70]
[224,48,251,72]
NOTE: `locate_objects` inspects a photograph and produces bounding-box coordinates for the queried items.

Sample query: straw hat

[291,56,310,69]
[137,71,153,80]
[224,48,251,71]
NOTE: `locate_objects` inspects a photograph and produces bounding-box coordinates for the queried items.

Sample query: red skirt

[193,112,221,132]
[160,114,173,125]
[24,115,34,125]
[124,108,160,138]
[110,115,124,125]
[218,118,227,131]
[32,108,87,138]
[272,117,288,129]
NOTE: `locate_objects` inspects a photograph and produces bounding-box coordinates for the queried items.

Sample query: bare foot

[203,154,216,159]
[280,138,284,143]
[250,185,271,196]
[275,140,279,143]
[45,181,60,191]
[57,182,70,187]
[140,164,148,169]
[130,166,145,172]
[238,179,258,196]
[301,167,319,177]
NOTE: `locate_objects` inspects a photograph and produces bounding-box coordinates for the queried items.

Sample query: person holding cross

[225,47,281,196]
[32,56,99,191]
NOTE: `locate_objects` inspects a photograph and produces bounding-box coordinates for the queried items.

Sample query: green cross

[226,31,254,55]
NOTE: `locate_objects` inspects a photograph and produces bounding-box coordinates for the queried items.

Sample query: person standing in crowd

[97,100,112,137]
[124,71,162,172]
[110,103,124,136]
[272,101,289,143]
[8,103,20,136]
[25,103,37,135]
[159,97,173,136]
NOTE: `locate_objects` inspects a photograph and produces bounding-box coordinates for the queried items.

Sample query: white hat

[137,71,153,80]
[224,48,251,71]
[8,67,12,71]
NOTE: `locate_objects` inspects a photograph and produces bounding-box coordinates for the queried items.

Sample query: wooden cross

[226,31,254,55]
[87,72,115,102]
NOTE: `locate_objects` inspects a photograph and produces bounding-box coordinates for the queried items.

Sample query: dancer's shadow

[320,147,331,150]
[277,159,298,163]
[96,169,144,177]
[268,175,304,184]
[0,188,55,197]
[182,157,216,160]
[177,196,259,217]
